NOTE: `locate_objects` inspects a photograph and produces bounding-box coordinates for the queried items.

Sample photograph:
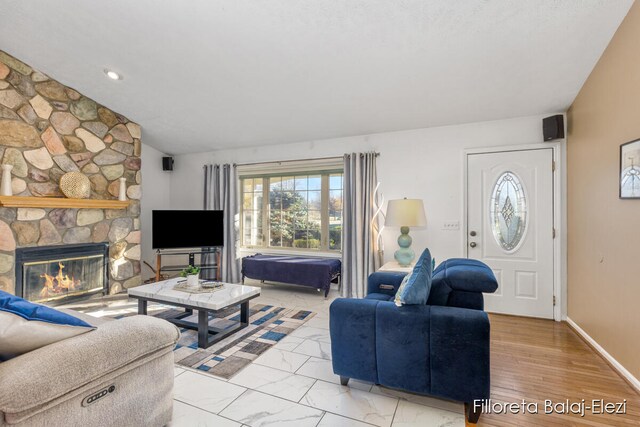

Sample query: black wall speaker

[162,156,174,171]
[543,115,564,141]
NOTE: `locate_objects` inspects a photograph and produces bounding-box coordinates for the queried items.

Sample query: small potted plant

[180,265,201,288]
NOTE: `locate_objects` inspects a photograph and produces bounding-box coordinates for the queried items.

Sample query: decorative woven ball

[59,172,91,199]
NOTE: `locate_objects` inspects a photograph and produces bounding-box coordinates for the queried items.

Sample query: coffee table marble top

[128,278,260,310]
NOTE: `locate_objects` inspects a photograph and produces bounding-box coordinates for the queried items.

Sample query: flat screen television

[152,210,224,249]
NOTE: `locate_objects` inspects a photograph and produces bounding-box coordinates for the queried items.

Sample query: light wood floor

[467,314,640,426]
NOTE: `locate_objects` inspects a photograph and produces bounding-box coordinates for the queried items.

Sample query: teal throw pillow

[394,248,433,306]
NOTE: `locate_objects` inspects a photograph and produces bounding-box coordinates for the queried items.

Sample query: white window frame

[238,158,343,254]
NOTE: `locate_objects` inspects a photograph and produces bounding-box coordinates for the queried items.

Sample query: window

[490,171,527,251]
[240,169,343,252]
[242,178,264,247]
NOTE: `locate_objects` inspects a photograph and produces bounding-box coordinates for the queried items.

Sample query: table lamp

[385,198,427,266]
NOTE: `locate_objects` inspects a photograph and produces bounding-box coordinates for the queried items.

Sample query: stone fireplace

[0,51,142,297]
[15,243,108,304]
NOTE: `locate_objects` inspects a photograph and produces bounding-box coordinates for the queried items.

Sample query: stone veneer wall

[0,51,142,295]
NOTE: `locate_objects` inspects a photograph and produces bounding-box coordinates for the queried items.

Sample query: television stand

[155,248,221,282]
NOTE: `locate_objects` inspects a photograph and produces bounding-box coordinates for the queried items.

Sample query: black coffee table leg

[198,309,210,348]
[240,301,249,324]
[138,299,147,315]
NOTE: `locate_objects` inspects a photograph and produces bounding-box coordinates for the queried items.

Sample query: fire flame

[39,262,80,298]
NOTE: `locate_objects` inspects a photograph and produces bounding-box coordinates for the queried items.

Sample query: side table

[378,261,415,273]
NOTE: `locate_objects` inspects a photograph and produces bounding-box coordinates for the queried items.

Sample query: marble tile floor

[169,280,465,427]
[72,279,466,426]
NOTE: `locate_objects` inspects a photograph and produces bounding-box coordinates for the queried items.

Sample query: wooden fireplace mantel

[0,196,131,209]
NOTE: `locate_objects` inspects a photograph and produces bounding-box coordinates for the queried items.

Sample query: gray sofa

[0,310,179,427]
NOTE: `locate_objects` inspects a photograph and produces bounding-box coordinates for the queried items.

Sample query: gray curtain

[342,153,380,298]
[203,164,241,283]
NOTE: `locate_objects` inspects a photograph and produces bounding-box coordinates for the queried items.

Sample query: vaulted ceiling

[0,0,633,154]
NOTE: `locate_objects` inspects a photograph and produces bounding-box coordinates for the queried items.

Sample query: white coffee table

[128,278,261,349]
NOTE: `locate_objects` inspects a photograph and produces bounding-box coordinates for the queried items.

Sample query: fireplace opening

[15,243,109,304]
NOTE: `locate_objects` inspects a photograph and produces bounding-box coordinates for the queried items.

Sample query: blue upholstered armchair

[330,258,498,424]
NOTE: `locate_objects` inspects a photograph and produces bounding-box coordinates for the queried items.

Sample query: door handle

[469,242,477,248]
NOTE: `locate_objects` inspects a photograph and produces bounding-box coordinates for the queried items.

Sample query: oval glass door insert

[490,171,527,251]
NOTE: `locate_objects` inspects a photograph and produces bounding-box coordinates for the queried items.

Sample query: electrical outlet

[442,221,460,230]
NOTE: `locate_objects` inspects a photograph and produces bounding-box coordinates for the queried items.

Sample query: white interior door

[467,149,554,319]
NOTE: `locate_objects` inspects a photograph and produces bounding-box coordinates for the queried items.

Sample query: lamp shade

[385,199,427,227]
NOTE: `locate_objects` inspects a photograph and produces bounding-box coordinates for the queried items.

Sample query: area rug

[164,303,316,379]
[68,296,315,380]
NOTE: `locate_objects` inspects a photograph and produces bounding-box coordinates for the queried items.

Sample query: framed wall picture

[620,139,640,199]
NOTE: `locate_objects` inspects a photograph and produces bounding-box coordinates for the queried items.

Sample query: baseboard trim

[566,317,640,394]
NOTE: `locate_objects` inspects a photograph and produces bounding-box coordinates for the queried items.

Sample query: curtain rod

[233,152,379,167]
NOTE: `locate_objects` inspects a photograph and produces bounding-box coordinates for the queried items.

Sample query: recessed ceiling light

[104,69,122,80]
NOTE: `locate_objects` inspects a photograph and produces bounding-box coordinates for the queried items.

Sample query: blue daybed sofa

[329,258,498,424]
[242,254,341,297]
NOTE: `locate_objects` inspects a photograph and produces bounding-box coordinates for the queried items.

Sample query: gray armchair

[0,312,179,427]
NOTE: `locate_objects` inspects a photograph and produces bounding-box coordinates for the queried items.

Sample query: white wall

[168,115,551,263]
[140,143,173,278]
